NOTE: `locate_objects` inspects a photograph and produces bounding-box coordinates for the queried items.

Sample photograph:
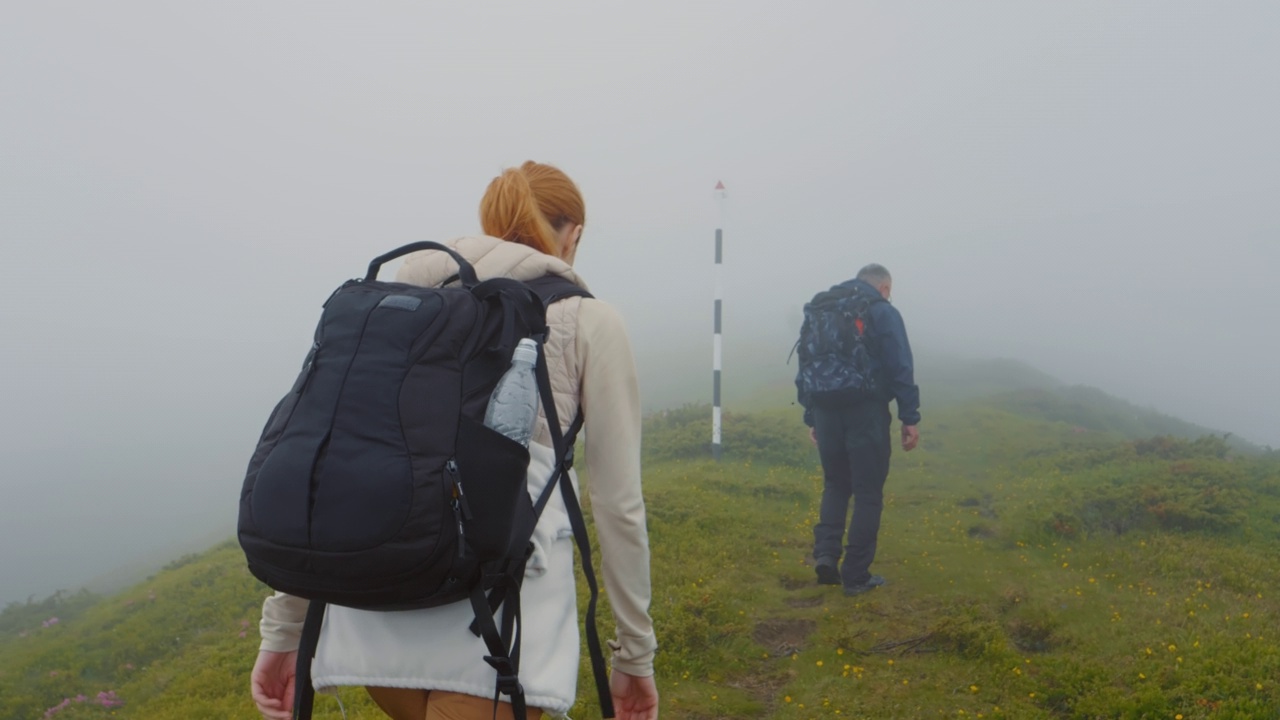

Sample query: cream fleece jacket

[259,236,657,684]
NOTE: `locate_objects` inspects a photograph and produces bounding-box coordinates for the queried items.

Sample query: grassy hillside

[983,385,1263,455]
[726,355,1262,456]
[4,390,1279,719]
[634,407,1280,719]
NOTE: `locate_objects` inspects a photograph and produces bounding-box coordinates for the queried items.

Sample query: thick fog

[2,2,1277,605]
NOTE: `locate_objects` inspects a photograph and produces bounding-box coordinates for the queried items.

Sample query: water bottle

[484,338,541,447]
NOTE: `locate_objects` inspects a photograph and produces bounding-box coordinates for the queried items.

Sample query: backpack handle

[365,242,480,286]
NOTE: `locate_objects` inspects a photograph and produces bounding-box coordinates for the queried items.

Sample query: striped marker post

[712,181,727,461]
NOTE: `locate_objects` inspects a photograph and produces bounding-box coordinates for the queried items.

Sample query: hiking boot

[814,557,841,586]
[843,575,886,597]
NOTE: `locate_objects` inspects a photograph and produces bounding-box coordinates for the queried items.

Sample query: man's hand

[901,424,919,452]
[251,649,297,720]
[809,427,818,447]
[611,670,659,720]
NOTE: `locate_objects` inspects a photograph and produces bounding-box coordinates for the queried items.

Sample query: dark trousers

[812,400,892,586]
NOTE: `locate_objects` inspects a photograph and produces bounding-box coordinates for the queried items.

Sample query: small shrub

[1004,609,1064,653]
[929,611,1009,660]
[1034,446,1252,539]
[1134,434,1230,461]
[967,522,998,539]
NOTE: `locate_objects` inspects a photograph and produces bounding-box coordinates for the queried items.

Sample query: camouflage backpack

[792,282,887,401]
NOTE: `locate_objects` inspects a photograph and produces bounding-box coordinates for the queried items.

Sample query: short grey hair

[856,263,891,285]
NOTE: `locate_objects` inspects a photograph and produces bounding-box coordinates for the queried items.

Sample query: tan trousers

[365,687,542,720]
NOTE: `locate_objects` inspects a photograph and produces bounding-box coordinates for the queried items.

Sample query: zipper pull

[446,460,473,520]
[292,341,322,395]
[450,498,465,557]
[322,279,362,308]
[446,459,468,557]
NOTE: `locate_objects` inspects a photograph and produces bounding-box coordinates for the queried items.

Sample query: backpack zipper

[446,459,472,557]
[322,277,363,308]
[293,340,322,394]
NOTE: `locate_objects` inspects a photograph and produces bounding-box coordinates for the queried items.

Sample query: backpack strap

[531,339,615,719]
[290,600,327,720]
[469,285,614,719]
[470,582,528,718]
[556,434,614,718]
[523,276,615,717]
[524,274,593,307]
[466,336,565,720]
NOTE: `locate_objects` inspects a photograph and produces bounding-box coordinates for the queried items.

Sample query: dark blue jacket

[801,278,921,427]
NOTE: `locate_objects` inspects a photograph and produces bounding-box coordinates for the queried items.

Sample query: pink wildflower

[42,698,72,718]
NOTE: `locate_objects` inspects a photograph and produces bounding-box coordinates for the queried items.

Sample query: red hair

[480,161,585,257]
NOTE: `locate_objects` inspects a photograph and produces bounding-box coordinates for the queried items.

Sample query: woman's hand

[610,670,659,720]
[251,649,298,720]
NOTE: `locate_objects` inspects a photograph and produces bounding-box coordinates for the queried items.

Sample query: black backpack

[237,242,614,719]
[792,282,887,403]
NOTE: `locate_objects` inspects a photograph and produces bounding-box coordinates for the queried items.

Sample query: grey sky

[2,2,1277,604]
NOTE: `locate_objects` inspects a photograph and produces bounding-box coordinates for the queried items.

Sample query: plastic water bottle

[484,338,541,447]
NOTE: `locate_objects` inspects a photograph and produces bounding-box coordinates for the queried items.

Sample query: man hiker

[794,263,921,596]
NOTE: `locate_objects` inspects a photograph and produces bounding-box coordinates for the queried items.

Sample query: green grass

[592,402,1280,720]
[4,391,1279,719]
